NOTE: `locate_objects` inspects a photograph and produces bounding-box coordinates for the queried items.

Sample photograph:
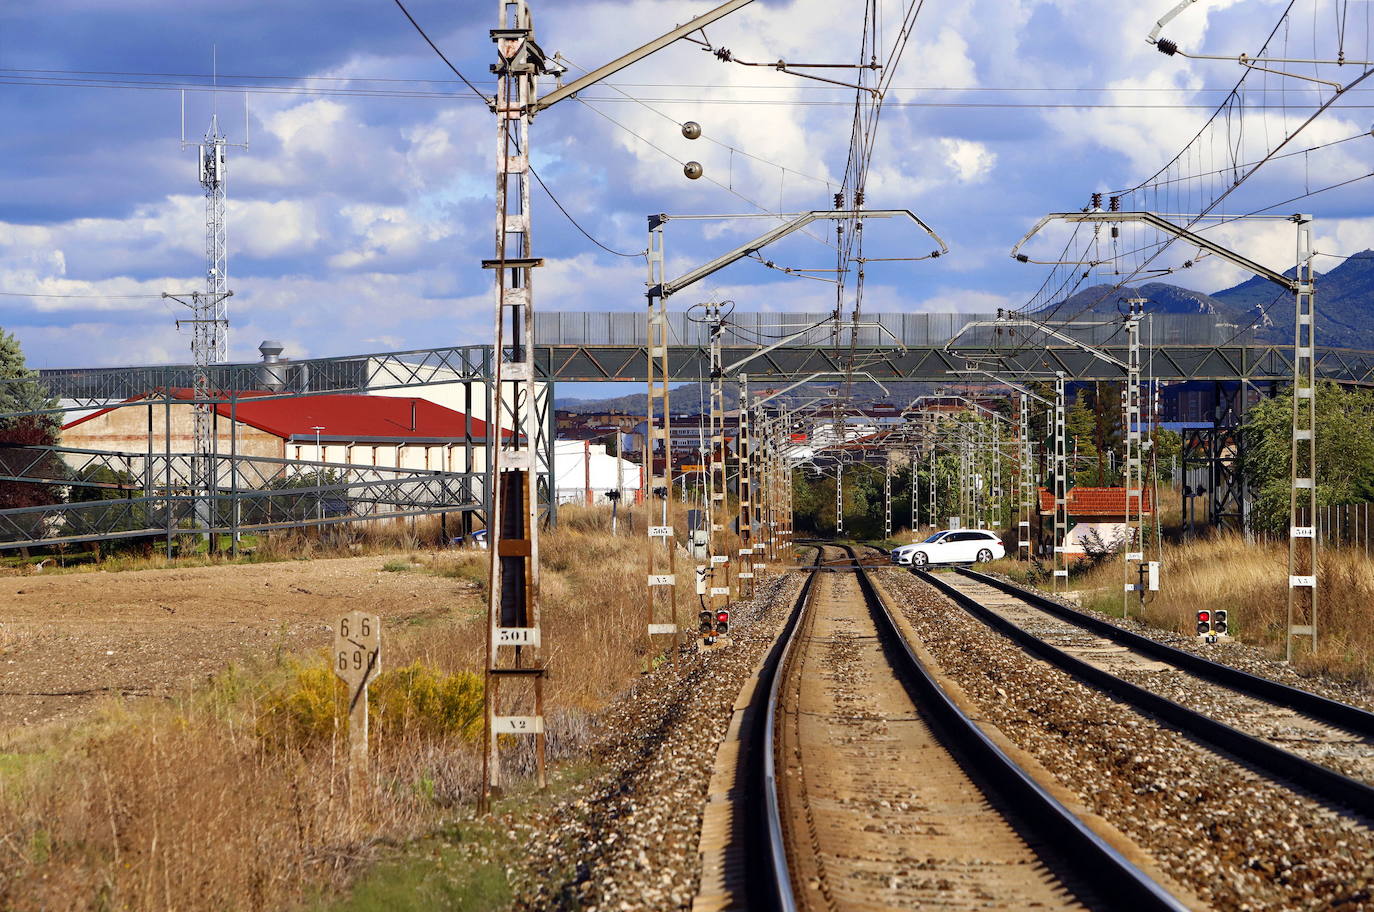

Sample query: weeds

[0,503,702,910]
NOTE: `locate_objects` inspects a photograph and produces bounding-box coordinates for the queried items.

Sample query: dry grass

[1050,533,1374,684]
[0,503,737,910]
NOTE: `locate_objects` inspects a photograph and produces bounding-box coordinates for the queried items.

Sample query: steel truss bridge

[3,311,1368,552]
[531,312,1374,384]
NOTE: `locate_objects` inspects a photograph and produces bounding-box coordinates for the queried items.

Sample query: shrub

[257,659,485,748]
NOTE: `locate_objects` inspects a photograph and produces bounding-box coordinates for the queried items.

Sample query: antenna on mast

[165,51,248,548]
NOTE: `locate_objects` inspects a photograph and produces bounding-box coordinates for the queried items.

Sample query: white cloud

[939,138,996,183]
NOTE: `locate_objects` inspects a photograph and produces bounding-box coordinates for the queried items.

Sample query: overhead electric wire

[390,0,652,262]
[18,65,1374,95]
[0,290,177,299]
[1007,0,1374,357]
[388,0,487,101]
[556,54,836,190]
[16,71,1374,110]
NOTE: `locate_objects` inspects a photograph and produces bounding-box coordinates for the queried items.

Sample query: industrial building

[62,389,494,478]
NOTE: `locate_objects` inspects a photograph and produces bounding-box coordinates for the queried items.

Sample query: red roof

[65,390,497,442]
[1039,486,1154,517]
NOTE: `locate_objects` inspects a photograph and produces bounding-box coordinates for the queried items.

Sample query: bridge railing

[532,311,1255,347]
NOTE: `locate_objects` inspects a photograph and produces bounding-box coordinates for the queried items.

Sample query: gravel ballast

[881,567,1374,912]
[507,572,803,911]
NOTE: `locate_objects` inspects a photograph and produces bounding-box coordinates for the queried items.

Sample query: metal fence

[0,444,488,551]
[1314,502,1374,554]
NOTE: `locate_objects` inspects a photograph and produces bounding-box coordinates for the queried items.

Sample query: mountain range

[1039,249,1374,349]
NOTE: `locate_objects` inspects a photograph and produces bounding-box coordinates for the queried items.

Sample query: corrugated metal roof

[64,389,495,442]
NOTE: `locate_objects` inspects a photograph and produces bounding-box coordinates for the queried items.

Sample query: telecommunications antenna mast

[165,61,247,538]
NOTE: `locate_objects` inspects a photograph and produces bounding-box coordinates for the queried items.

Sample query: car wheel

[976,548,993,563]
[912,551,928,568]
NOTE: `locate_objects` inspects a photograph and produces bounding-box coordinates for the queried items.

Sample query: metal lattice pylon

[883,456,892,539]
[835,462,844,536]
[168,112,238,540]
[481,1,550,809]
[1053,372,1069,589]
[1288,216,1318,661]
[1123,300,1145,614]
[644,217,680,661]
[706,304,731,626]
[736,375,755,599]
[1019,392,1034,555]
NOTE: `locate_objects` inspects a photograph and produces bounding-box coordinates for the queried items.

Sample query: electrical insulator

[1196,610,1211,637]
[1109,195,1121,212]
[683,161,703,180]
[1213,609,1229,637]
[681,121,702,140]
[715,609,730,636]
[1091,192,1103,210]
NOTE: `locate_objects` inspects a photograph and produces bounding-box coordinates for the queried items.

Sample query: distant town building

[1039,486,1155,559]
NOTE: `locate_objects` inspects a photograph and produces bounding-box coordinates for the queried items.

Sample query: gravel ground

[881,567,1374,912]
[506,572,803,912]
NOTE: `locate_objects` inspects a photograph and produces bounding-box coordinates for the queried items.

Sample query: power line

[13,74,1374,109]
[0,290,178,299]
[11,66,1374,95]
[387,0,487,101]
[528,165,644,258]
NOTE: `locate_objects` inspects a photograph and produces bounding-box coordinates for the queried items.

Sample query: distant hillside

[1037,250,1374,349]
[558,381,940,415]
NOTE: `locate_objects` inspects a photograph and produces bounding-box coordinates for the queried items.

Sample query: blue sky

[2,0,1372,398]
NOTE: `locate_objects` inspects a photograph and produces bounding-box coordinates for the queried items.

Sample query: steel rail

[957,567,1374,737]
[916,567,1374,821]
[833,545,1188,911]
[749,546,819,912]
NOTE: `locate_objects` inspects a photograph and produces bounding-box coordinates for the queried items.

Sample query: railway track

[913,565,1374,820]
[700,544,1188,911]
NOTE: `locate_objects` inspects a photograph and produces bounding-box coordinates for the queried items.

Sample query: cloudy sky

[2,0,1372,394]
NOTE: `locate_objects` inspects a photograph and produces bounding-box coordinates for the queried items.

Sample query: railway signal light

[715,609,730,636]
[698,609,713,636]
[1196,610,1211,636]
[1213,609,1229,637]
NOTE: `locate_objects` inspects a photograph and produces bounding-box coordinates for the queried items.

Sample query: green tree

[1065,390,1103,486]
[1242,382,1374,532]
[0,329,62,514]
[1149,428,1182,482]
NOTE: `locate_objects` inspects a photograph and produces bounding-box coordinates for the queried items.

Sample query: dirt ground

[0,554,481,730]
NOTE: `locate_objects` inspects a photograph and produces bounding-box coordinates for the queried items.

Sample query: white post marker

[334,610,381,798]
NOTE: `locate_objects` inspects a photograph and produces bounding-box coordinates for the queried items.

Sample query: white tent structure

[554,440,643,505]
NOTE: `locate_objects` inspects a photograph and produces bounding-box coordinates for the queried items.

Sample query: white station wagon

[891,529,1005,568]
